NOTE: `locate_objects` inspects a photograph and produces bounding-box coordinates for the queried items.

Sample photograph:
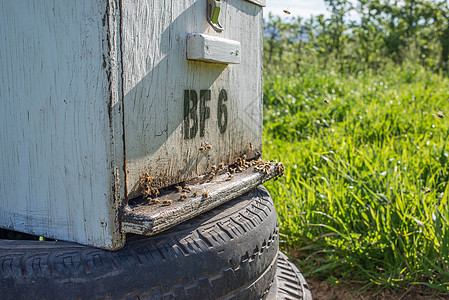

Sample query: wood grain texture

[0,1,124,249]
[121,0,264,198]
[121,162,283,235]
[0,0,264,249]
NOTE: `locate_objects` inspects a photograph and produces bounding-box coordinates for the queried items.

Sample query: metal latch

[207,0,223,32]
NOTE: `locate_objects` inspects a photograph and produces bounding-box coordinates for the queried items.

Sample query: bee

[199,142,213,151]
[226,173,234,181]
[210,165,217,172]
[140,173,154,185]
[433,109,445,119]
[206,172,216,183]
[218,162,224,169]
[283,9,291,14]
[162,200,172,206]
[202,192,209,198]
[142,186,151,198]
[151,188,160,196]
[324,99,330,105]
[183,186,191,192]
[248,142,253,150]
[263,167,270,175]
[192,191,198,197]
[179,193,187,200]
[176,185,183,192]
[276,162,285,176]
[423,188,432,194]
[229,168,236,174]
[148,198,159,204]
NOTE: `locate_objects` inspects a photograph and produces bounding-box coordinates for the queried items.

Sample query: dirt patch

[306,277,447,300]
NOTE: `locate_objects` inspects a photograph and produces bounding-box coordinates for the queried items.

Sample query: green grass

[263,63,449,294]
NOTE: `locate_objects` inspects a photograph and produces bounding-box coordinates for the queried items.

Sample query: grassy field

[262,63,449,294]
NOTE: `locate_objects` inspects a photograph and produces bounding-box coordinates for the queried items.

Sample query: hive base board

[120,161,283,236]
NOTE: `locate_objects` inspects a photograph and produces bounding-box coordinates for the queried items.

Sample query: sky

[264,0,330,19]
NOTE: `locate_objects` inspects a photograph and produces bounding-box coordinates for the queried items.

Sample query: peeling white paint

[0,0,264,250]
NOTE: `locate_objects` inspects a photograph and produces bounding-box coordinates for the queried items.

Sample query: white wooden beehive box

[0,0,282,250]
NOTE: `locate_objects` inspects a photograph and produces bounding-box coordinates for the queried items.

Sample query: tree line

[264,0,449,74]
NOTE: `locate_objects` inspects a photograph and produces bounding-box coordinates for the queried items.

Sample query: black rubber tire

[0,186,279,300]
[266,252,313,300]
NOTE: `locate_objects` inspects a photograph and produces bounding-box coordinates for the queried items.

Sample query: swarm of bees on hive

[139,172,160,204]
[253,159,284,180]
[137,141,285,207]
[175,185,194,202]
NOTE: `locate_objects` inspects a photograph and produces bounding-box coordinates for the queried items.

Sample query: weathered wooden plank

[121,161,284,235]
[187,33,241,64]
[0,1,124,249]
[0,0,265,250]
[121,0,264,199]
[106,0,127,249]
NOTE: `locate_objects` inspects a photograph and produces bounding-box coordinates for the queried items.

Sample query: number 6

[217,89,228,134]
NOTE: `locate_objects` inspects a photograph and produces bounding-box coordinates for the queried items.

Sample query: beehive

[0,0,275,250]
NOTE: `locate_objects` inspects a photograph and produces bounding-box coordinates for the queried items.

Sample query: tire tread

[0,186,279,300]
